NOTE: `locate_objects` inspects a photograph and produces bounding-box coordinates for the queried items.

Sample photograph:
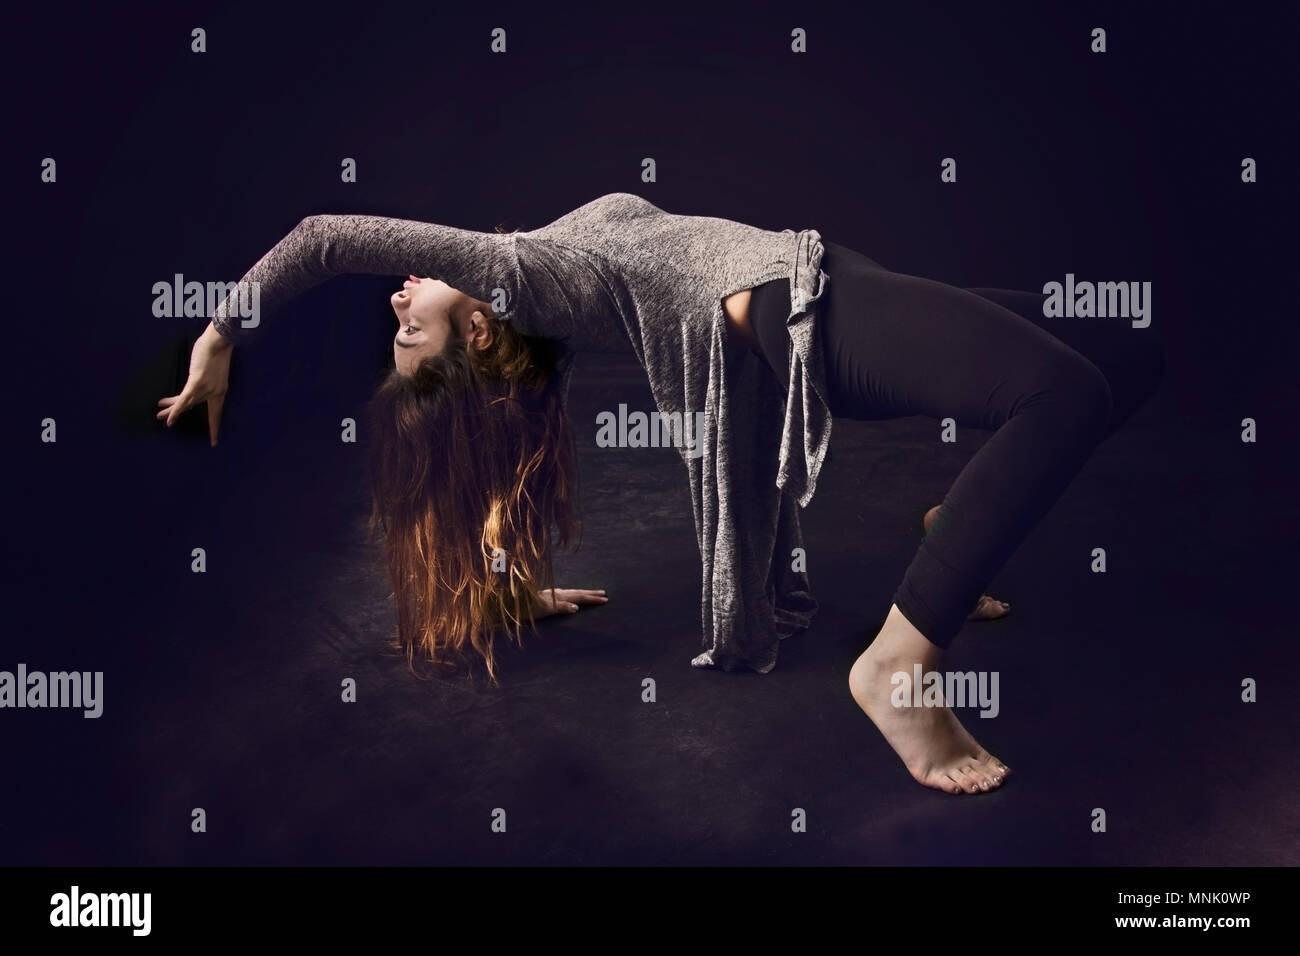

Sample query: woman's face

[391,276,492,376]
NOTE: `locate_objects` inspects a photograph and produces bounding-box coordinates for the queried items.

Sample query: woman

[158,193,1163,796]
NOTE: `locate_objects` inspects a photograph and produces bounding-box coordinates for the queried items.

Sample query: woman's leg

[811,241,1163,793]
[923,286,1167,619]
[960,286,1166,440]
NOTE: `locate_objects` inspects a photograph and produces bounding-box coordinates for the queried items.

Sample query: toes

[952,766,983,794]
[936,760,1007,794]
[965,763,997,792]
[918,768,965,794]
[975,751,1011,784]
[967,595,1011,620]
[940,771,967,795]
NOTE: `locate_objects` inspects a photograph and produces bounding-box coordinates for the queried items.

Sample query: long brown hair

[367,315,580,683]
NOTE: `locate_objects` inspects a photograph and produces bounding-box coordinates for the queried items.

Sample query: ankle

[868,606,944,669]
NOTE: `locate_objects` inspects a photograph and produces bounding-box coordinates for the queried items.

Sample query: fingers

[156,395,179,421]
[162,390,191,428]
[553,589,609,613]
[157,389,225,445]
[557,589,608,603]
[206,394,224,447]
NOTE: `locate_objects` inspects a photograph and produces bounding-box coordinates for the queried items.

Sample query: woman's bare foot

[924,505,1011,621]
[923,505,942,534]
[967,594,1010,620]
[849,604,1011,794]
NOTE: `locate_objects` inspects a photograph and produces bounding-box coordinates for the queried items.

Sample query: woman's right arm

[163,211,625,441]
[209,213,527,344]
[159,213,525,444]
[156,320,233,445]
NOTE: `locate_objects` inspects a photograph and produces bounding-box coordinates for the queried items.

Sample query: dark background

[4,1,1297,865]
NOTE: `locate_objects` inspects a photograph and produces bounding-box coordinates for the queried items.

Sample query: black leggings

[750,240,1166,649]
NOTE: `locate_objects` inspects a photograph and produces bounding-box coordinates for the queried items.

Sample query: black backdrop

[4,1,1297,867]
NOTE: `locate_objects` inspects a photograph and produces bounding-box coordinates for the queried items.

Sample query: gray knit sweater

[211,192,833,673]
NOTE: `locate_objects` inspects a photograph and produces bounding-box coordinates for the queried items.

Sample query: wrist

[203,321,235,351]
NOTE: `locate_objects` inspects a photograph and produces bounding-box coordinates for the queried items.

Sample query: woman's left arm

[534,588,609,617]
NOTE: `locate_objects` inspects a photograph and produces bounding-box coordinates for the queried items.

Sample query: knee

[1025,351,1113,439]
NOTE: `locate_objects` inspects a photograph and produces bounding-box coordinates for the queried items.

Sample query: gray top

[211,192,833,673]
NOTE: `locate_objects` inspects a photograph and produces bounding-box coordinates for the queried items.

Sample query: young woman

[158,193,1163,796]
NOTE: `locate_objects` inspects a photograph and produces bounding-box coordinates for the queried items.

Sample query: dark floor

[6,350,1299,866]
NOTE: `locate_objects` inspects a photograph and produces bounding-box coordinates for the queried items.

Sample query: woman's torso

[723,288,758,350]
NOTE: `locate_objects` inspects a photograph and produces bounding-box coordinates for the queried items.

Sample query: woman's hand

[157,322,234,446]
[535,588,609,618]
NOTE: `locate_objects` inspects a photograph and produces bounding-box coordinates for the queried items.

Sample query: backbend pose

[159,193,1163,795]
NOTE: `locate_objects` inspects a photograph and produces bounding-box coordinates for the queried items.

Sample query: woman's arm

[165,212,625,442]
[159,214,525,443]
[534,588,610,617]
[156,321,233,445]
[210,214,526,343]
[210,212,630,356]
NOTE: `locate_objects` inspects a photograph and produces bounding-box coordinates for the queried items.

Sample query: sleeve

[209,214,525,343]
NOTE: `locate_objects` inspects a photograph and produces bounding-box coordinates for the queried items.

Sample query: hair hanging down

[367,314,580,683]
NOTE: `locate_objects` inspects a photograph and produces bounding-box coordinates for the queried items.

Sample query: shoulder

[535,193,661,233]
[591,192,659,212]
